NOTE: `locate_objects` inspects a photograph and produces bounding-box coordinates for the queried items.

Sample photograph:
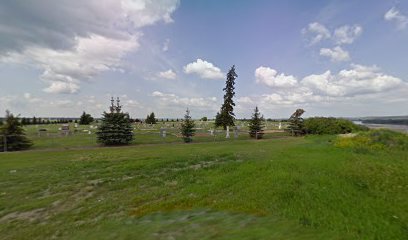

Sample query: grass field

[1,135,407,239]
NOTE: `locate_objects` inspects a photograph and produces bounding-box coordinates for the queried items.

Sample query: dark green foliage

[96,98,133,146]
[0,111,32,152]
[180,109,195,143]
[145,112,157,124]
[79,111,94,125]
[216,65,237,129]
[248,106,265,139]
[201,117,208,121]
[304,117,367,135]
[286,109,305,136]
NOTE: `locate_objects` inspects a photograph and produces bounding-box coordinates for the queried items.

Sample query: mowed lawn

[0,136,407,239]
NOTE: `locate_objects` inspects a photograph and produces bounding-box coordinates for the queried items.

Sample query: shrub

[335,129,408,152]
[0,110,32,152]
[304,117,367,135]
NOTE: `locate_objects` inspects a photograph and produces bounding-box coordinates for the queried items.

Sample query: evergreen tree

[216,65,237,129]
[145,112,157,124]
[32,116,37,125]
[248,106,265,139]
[180,109,195,143]
[79,111,94,125]
[287,109,305,136]
[0,110,32,152]
[96,98,134,145]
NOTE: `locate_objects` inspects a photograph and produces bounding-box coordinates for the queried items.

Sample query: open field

[1,135,407,239]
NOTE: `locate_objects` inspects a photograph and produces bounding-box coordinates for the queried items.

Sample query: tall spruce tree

[145,112,157,124]
[96,98,133,145]
[180,109,195,143]
[287,109,305,136]
[216,65,237,129]
[248,106,265,139]
[0,110,32,152]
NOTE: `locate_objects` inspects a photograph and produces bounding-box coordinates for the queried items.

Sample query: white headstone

[278,122,282,130]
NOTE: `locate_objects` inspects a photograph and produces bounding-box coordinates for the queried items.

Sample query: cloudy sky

[0,0,407,119]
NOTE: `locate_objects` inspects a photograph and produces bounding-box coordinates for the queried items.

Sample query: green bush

[304,117,367,135]
[335,129,408,152]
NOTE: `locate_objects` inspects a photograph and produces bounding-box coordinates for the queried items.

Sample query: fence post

[3,135,7,152]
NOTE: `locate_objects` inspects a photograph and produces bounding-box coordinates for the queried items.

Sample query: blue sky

[0,0,407,118]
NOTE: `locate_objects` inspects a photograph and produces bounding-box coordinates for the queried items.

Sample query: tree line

[1,65,366,151]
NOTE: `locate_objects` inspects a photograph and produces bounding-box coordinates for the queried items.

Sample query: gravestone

[61,124,69,136]
[278,122,282,130]
[209,129,214,136]
[160,128,167,138]
[226,126,230,138]
[234,126,239,139]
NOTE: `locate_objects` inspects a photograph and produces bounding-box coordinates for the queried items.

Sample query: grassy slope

[0,136,407,239]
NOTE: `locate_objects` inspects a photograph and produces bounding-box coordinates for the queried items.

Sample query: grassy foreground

[0,136,407,239]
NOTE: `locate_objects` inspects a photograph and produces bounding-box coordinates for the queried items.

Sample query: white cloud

[183,59,224,80]
[385,7,408,30]
[152,91,218,109]
[319,46,351,62]
[162,38,170,52]
[333,25,362,45]
[0,0,180,93]
[254,64,405,106]
[157,69,176,80]
[255,66,298,88]
[302,22,331,45]
[237,97,254,105]
[301,64,403,97]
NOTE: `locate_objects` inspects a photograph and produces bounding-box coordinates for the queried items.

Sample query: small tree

[79,111,94,125]
[0,110,32,152]
[287,109,305,136]
[145,112,157,124]
[248,106,265,139]
[96,98,133,145]
[180,109,195,143]
[201,116,208,121]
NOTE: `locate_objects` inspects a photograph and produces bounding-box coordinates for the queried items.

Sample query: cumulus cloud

[319,46,351,62]
[302,22,331,45]
[157,69,176,80]
[183,59,224,80]
[255,66,298,88]
[301,64,403,97]
[384,7,408,30]
[152,91,218,109]
[302,22,362,47]
[333,25,362,45]
[0,0,180,93]
[255,64,405,105]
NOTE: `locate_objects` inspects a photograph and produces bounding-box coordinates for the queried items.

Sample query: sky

[0,0,407,119]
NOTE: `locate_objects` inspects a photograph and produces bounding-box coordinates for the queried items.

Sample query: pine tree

[32,116,37,125]
[79,111,94,125]
[96,98,134,145]
[180,109,195,143]
[0,110,32,152]
[216,65,237,129]
[248,106,265,139]
[287,109,305,136]
[145,112,157,124]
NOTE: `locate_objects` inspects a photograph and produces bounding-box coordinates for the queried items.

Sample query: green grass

[23,123,290,150]
[0,136,407,239]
